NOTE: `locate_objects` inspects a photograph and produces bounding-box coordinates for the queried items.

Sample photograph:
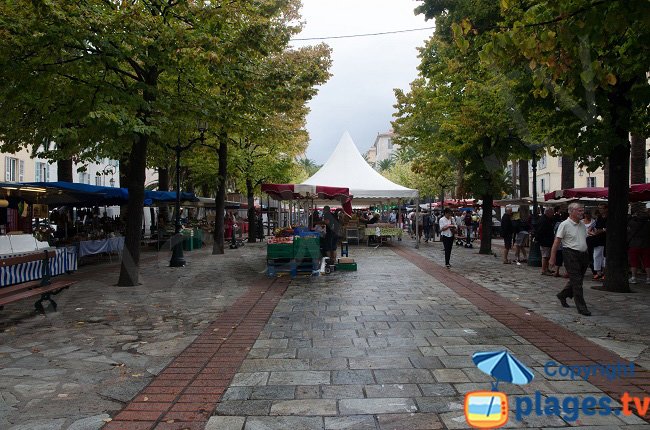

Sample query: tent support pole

[415,195,420,249]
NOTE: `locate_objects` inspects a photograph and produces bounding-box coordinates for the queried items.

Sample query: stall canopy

[545,184,650,203]
[301,132,418,203]
[1,182,198,206]
[261,183,353,215]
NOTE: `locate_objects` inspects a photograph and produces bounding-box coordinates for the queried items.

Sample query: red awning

[544,187,608,201]
[545,184,650,202]
[261,183,353,216]
[629,183,650,202]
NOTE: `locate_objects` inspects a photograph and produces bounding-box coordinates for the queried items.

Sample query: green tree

[377,157,395,173]
[482,0,650,291]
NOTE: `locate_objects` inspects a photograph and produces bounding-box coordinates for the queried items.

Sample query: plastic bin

[192,229,203,249]
[294,236,321,260]
[336,262,357,271]
[267,243,294,259]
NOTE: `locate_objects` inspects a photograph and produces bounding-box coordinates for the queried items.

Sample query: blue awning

[4,182,198,207]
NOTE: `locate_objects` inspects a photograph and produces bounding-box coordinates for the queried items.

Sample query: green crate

[293,236,321,260]
[267,243,294,259]
[336,262,357,271]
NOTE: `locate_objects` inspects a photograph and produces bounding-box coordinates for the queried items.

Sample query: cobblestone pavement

[0,244,268,430]
[1,239,650,429]
[425,238,650,370]
[207,239,650,430]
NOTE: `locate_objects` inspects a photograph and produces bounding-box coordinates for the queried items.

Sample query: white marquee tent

[301,132,419,204]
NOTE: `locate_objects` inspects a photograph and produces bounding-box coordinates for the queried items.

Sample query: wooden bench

[0,250,75,314]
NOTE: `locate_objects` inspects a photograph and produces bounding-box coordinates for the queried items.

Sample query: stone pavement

[1,239,649,429]
[0,245,271,429]
[203,240,650,429]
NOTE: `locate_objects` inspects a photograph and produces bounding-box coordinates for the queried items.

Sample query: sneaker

[629,277,638,284]
[445,264,451,269]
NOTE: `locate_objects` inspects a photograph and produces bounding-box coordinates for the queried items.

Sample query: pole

[169,143,186,267]
[528,149,542,267]
[415,195,420,249]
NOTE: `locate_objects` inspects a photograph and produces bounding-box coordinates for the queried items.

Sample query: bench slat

[0,281,44,298]
[0,281,75,306]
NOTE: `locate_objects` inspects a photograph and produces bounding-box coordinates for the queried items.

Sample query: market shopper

[501,207,514,264]
[536,208,556,275]
[627,208,650,284]
[321,206,339,264]
[591,204,608,280]
[550,202,591,316]
[439,208,456,268]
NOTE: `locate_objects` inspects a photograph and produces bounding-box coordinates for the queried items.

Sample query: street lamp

[527,144,544,267]
[169,121,207,267]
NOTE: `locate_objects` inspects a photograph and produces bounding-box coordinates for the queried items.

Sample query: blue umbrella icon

[472,350,534,391]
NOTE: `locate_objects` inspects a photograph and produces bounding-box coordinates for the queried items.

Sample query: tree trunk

[117,134,147,286]
[603,140,630,293]
[119,152,130,219]
[561,155,575,189]
[603,162,610,187]
[246,178,256,243]
[630,133,646,214]
[158,166,170,222]
[479,194,493,255]
[57,159,73,182]
[518,159,529,198]
[212,132,227,254]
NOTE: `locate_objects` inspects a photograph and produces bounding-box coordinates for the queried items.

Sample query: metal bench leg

[34,292,58,314]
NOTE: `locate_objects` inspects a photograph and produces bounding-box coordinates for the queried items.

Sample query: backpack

[464,213,472,226]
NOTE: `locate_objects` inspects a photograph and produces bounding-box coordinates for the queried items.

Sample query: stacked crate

[266,235,321,277]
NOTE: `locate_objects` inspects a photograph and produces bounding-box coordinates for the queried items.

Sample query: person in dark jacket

[536,208,557,275]
[627,209,650,284]
[501,207,514,263]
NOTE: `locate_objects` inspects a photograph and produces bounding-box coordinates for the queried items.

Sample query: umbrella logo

[465,350,535,429]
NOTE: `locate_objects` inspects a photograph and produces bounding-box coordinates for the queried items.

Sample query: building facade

[364,130,399,168]
[508,142,650,200]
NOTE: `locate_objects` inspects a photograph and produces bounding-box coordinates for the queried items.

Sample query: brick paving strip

[102,276,290,430]
[393,244,650,419]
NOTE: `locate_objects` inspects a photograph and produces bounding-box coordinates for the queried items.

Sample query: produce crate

[267,243,294,259]
[293,236,321,260]
[336,262,357,271]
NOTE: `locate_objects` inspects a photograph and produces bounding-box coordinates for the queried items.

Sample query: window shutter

[19,160,24,182]
[45,164,50,182]
[5,157,9,181]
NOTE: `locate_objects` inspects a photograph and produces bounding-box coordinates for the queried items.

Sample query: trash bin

[192,228,203,249]
[182,229,194,251]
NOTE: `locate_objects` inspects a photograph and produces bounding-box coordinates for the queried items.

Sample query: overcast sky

[291,0,432,164]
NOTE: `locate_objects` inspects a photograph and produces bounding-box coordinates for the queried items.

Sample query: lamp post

[527,144,543,267]
[169,121,207,267]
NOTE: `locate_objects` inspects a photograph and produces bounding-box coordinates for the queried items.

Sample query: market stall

[261,183,353,277]
[0,234,77,287]
[363,224,403,247]
[544,184,650,203]
[77,236,125,258]
[300,132,420,244]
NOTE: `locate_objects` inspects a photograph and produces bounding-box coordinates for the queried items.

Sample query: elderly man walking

[549,203,591,316]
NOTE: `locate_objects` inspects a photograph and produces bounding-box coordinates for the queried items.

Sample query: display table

[77,237,125,258]
[1,246,78,287]
[364,227,402,246]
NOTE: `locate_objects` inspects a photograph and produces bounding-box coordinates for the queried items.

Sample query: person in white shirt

[550,203,591,316]
[439,208,456,268]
